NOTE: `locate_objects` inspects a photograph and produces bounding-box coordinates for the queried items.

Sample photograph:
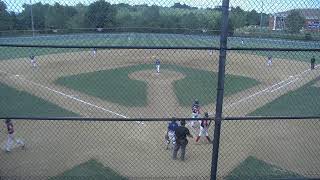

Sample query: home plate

[15,74,19,77]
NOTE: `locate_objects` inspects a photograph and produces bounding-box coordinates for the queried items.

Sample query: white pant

[167,131,176,145]
[5,134,24,151]
[31,60,37,67]
[156,65,160,73]
[188,113,200,127]
[199,126,209,136]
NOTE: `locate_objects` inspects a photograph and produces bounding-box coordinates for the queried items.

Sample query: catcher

[195,112,212,143]
[165,118,178,150]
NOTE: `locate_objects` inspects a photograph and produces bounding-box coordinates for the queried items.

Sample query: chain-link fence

[0,0,320,179]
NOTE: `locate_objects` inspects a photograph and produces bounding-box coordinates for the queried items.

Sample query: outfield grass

[56,64,259,107]
[225,156,302,180]
[249,78,320,116]
[50,159,127,180]
[0,82,77,117]
[1,33,318,63]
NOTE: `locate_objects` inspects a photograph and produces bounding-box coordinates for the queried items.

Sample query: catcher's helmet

[194,99,199,104]
[171,117,176,123]
[180,120,186,126]
[5,119,11,124]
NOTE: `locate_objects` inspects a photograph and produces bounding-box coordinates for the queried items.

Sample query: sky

[5,0,320,14]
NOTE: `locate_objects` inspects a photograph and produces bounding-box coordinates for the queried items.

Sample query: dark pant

[173,139,187,161]
[311,63,315,70]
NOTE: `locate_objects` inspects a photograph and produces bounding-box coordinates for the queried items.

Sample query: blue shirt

[155,59,160,65]
[168,121,178,132]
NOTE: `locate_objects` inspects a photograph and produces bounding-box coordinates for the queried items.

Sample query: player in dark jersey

[4,119,25,152]
[166,118,179,149]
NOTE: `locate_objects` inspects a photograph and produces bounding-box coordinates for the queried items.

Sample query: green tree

[246,10,260,26]
[45,3,77,29]
[66,3,87,29]
[229,6,247,29]
[286,10,305,33]
[85,0,116,28]
[0,1,13,31]
[142,5,160,27]
[19,2,48,30]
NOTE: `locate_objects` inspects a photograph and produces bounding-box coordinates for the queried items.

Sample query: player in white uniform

[267,56,273,66]
[30,55,37,68]
[189,99,200,128]
[4,119,25,152]
[195,112,212,143]
[92,48,97,56]
[155,58,160,73]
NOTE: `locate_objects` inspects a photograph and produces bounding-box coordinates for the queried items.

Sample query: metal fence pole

[210,0,230,179]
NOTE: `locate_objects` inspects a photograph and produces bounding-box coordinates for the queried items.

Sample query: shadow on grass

[225,156,303,180]
[50,159,127,180]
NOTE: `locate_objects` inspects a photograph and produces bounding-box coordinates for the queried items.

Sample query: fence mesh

[0,0,320,179]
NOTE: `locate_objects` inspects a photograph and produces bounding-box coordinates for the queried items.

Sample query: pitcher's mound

[129,69,185,82]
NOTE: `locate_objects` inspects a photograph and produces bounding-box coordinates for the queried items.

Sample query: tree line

[0,0,269,35]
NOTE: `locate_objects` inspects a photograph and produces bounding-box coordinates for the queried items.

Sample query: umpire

[173,120,193,161]
[311,56,316,70]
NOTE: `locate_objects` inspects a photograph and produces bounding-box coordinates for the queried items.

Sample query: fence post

[210,0,230,180]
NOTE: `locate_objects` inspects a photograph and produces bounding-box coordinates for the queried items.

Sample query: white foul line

[0,69,146,124]
[226,64,320,109]
[270,78,299,93]
[17,76,128,118]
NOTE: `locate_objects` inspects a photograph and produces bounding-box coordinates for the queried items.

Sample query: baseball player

[311,56,316,70]
[4,119,25,152]
[195,112,212,143]
[165,118,179,150]
[267,56,273,66]
[155,58,160,73]
[92,48,97,56]
[30,55,37,68]
[241,39,244,45]
[188,99,200,128]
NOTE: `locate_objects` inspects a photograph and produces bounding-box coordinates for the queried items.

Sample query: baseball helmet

[171,117,176,123]
[180,120,186,126]
[5,119,11,123]
[204,112,209,118]
[194,99,199,104]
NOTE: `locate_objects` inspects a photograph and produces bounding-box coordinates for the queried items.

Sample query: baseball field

[0,33,320,179]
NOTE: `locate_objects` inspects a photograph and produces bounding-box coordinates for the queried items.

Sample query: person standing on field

[195,112,212,143]
[4,119,25,152]
[311,56,316,70]
[165,118,179,150]
[267,56,273,66]
[173,120,193,161]
[155,58,160,73]
[30,55,37,68]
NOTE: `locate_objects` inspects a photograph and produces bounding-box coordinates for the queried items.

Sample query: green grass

[0,82,77,117]
[1,33,318,63]
[56,64,259,107]
[225,156,303,180]
[249,78,320,116]
[50,159,127,180]
[0,83,78,117]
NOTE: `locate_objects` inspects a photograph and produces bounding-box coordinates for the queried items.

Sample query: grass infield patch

[0,82,77,117]
[50,159,127,180]
[225,156,303,180]
[249,77,320,116]
[56,64,259,107]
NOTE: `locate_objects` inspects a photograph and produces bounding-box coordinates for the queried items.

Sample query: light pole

[260,1,264,37]
[30,0,35,37]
